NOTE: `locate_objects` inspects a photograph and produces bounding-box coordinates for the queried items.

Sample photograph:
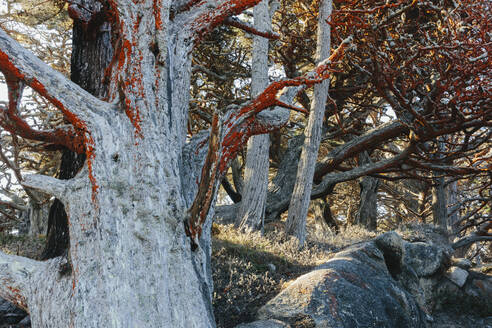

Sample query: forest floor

[211,222,492,328]
[211,223,378,328]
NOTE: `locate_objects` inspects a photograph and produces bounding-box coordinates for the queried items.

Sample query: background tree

[285,0,332,246]
[235,0,274,232]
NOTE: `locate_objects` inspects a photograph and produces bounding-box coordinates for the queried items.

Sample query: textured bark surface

[432,174,447,228]
[432,141,448,229]
[312,197,338,231]
[285,0,332,246]
[236,0,271,232]
[0,1,212,325]
[42,0,112,260]
[27,197,50,237]
[355,151,379,230]
[265,134,303,221]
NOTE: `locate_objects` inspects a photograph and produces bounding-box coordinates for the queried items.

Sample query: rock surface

[445,266,469,287]
[258,240,426,327]
[248,231,491,328]
[235,319,290,328]
[1,229,491,328]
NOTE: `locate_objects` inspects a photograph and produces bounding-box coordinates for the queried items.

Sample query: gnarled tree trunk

[42,0,112,260]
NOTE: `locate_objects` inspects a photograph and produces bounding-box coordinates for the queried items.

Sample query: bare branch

[0,86,85,154]
[314,121,407,182]
[185,0,263,42]
[452,234,492,250]
[224,17,279,39]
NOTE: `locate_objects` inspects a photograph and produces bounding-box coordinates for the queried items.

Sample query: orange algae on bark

[0,50,100,202]
[153,0,163,30]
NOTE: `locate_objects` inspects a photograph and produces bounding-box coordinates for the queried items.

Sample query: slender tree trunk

[432,174,447,228]
[312,197,338,232]
[265,134,304,222]
[236,0,271,232]
[432,140,448,229]
[285,0,332,246]
[355,151,379,230]
[27,196,50,236]
[447,179,459,233]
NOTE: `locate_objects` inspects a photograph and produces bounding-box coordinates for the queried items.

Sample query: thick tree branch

[187,0,263,41]
[266,143,416,218]
[314,121,407,182]
[186,114,221,243]
[0,251,43,311]
[407,160,489,175]
[22,174,69,201]
[0,199,27,212]
[452,234,492,250]
[221,178,242,203]
[0,80,85,153]
[0,28,110,126]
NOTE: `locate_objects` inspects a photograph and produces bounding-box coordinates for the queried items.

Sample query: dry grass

[211,223,378,328]
[0,233,44,260]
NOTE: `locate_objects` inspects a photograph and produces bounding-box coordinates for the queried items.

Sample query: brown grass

[211,223,378,328]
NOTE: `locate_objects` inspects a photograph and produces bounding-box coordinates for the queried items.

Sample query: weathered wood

[285,0,332,246]
[236,0,271,232]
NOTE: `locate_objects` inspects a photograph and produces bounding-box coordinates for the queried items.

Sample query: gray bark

[0,2,215,326]
[265,134,304,222]
[236,0,271,232]
[285,0,332,246]
[312,197,338,232]
[355,152,379,230]
[267,142,415,220]
[27,198,50,236]
[432,140,448,229]
[432,176,447,228]
[231,158,244,195]
[447,179,459,234]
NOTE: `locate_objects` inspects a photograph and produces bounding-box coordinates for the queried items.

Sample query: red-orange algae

[153,0,163,30]
[124,98,143,139]
[0,50,100,202]
[106,0,120,25]
[6,285,27,310]
[191,0,261,42]
[118,39,132,71]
